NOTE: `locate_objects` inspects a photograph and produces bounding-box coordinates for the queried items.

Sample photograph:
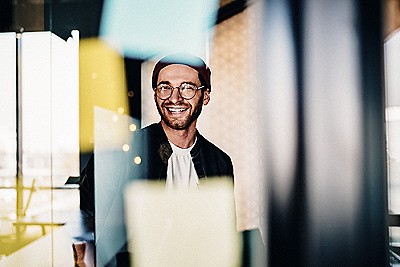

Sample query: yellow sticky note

[79,38,129,152]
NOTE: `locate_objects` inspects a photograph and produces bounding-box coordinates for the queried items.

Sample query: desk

[13,221,65,236]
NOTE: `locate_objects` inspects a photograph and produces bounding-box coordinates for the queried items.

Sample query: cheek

[190,96,204,109]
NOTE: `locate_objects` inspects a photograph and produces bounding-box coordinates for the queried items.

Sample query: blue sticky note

[100,0,219,59]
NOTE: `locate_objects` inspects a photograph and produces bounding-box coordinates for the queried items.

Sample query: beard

[156,96,204,130]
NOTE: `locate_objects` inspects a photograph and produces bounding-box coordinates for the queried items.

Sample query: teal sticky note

[100,0,219,59]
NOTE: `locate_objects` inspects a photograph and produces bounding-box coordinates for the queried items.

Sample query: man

[132,53,234,187]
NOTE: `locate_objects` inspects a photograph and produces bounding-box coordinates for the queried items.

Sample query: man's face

[155,64,210,130]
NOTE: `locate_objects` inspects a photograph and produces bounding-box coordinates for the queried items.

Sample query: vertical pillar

[261,0,388,266]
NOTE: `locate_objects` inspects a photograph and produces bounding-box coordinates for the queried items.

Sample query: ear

[202,89,210,105]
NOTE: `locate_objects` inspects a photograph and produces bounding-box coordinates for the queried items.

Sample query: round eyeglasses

[154,83,205,100]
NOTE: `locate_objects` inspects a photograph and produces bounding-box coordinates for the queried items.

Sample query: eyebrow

[157,80,171,86]
[157,81,197,86]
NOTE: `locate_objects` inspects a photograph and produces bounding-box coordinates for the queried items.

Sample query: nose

[168,86,183,103]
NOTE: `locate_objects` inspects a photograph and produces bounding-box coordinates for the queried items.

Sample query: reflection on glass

[94,107,138,266]
[133,156,141,165]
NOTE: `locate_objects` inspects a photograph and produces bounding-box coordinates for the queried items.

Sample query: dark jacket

[133,122,234,181]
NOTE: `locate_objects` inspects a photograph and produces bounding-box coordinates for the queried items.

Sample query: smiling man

[132,53,234,188]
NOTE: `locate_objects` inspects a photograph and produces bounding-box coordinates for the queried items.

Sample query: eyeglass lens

[156,84,199,100]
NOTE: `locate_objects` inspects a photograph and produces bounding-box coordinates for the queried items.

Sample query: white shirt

[166,139,199,190]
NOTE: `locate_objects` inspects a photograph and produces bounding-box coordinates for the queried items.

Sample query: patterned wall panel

[204,4,265,233]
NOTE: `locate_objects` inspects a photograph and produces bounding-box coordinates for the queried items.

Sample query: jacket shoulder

[197,135,234,178]
[201,136,231,161]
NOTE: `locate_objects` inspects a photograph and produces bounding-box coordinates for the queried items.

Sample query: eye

[181,83,197,91]
[158,84,172,91]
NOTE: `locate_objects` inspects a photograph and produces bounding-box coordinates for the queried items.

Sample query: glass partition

[94,107,137,266]
[0,32,17,258]
[0,30,80,265]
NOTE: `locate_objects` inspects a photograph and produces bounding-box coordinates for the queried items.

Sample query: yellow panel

[79,38,129,152]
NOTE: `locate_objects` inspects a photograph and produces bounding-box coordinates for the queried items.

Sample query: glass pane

[0,30,80,265]
[385,33,400,215]
[0,32,16,182]
[384,25,400,262]
[0,32,17,258]
[94,107,137,266]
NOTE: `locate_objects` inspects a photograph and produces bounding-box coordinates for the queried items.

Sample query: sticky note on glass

[100,0,219,59]
[124,179,241,267]
[80,38,129,153]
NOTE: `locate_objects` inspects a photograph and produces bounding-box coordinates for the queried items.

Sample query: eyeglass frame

[153,82,206,100]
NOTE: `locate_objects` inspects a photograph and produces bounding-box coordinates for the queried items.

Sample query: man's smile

[164,106,189,114]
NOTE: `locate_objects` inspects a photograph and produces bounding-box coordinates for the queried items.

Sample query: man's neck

[161,121,197,149]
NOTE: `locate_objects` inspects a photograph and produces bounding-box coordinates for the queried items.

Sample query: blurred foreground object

[79,38,129,153]
[99,0,219,58]
[124,179,241,267]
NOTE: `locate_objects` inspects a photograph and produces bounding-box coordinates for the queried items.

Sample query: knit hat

[152,53,211,91]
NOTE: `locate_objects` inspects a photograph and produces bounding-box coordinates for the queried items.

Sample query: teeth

[167,108,186,113]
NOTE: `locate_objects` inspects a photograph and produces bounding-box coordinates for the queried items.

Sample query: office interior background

[0,0,398,266]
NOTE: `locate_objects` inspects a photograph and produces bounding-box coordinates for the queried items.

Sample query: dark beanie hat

[152,53,212,91]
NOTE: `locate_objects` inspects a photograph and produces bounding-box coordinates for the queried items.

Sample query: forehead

[157,64,200,84]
